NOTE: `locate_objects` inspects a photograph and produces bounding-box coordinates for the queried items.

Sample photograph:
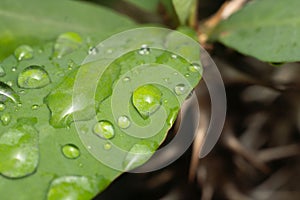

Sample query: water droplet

[189,63,202,73]
[1,113,11,125]
[163,78,169,82]
[31,104,39,110]
[17,103,22,107]
[53,32,82,58]
[174,84,187,95]
[117,116,131,129]
[104,143,111,150]
[185,73,190,77]
[93,121,115,139]
[171,54,177,59]
[17,65,51,89]
[62,144,80,159]
[47,176,105,200]
[106,49,113,54]
[123,142,157,171]
[132,84,162,118]
[138,44,150,55]
[0,65,6,77]
[0,123,39,178]
[88,46,98,55]
[123,77,130,82]
[173,72,178,76]
[0,81,20,103]
[0,103,5,111]
[11,67,17,72]
[67,60,76,70]
[19,90,25,94]
[14,45,34,61]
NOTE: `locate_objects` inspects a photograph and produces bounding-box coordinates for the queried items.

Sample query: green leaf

[0,0,136,61]
[172,0,196,24]
[0,27,202,200]
[125,0,160,12]
[210,0,300,62]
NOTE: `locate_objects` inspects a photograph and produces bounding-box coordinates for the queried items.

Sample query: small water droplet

[138,44,150,55]
[185,73,190,77]
[17,103,22,107]
[189,63,202,73]
[0,81,20,103]
[88,46,98,55]
[1,113,11,125]
[173,72,178,76]
[62,144,80,159]
[93,120,115,139]
[132,84,162,118]
[53,32,82,58]
[19,90,25,94]
[14,45,34,61]
[104,143,112,150]
[17,65,51,89]
[67,60,76,70]
[0,65,6,77]
[117,116,131,129]
[106,49,113,54]
[31,104,39,110]
[11,67,17,72]
[123,77,130,82]
[171,54,177,59]
[174,84,187,95]
[163,78,169,82]
[0,103,6,111]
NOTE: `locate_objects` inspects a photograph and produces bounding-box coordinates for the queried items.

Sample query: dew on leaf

[53,32,82,58]
[62,144,80,159]
[0,123,39,178]
[0,81,20,103]
[31,104,39,110]
[0,103,5,111]
[103,143,112,150]
[6,81,13,87]
[117,115,131,129]
[123,77,130,82]
[11,67,17,72]
[174,84,187,95]
[189,63,202,73]
[88,46,98,55]
[132,84,162,118]
[138,44,150,55]
[14,45,34,61]
[17,65,51,89]
[93,121,115,139]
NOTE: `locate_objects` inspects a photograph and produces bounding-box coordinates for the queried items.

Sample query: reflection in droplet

[132,84,162,118]
[189,63,202,73]
[62,144,80,159]
[14,45,34,61]
[88,46,98,55]
[0,103,5,111]
[123,77,130,82]
[17,65,51,89]
[93,121,115,139]
[31,104,39,110]
[11,67,17,72]
[104,143,112,150]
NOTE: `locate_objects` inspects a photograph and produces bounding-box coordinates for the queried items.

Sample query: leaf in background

[0,0,136,61]
[125,0,160,12]
[209,0,300,62]
[172,0,197,25]
[0,27,202,200]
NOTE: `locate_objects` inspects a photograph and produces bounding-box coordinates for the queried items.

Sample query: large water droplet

[123,142,157,171]
[0,65,6,77]
[132,84,162,118]
[17,65,51,89]
[14,45,34,61]
[1,113,11,126]
[53,32,82,58]
[47,176,106,200]
[138,44,150,55]
[0,123,39,178]
[93,121,115,139]
[174,84,187,95]
[117,116,131,129]
[0,81,20,103]
[62,144,80,159]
